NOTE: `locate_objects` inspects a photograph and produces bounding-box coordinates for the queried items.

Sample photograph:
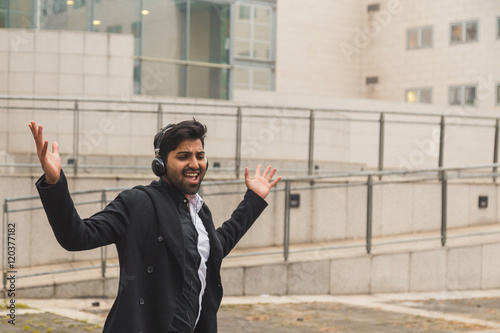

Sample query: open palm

[29,121,62,184]
[245,165,281,199]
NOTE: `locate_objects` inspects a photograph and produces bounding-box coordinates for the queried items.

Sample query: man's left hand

[245,165,281,199]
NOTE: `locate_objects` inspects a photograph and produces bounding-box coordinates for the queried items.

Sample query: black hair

[153,118,207,163]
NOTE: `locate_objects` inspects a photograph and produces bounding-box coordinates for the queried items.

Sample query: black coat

[36,171,268,333]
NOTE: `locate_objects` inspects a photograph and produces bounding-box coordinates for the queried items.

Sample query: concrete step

[7,223,500,299]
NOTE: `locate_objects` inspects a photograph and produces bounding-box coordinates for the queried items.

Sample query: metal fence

[2,95,500,177]
[3,163,500,290]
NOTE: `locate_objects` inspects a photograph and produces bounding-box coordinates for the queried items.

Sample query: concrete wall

[275,0,363,98]
[220,241,500,296]
[21,240,499,298]
[4,172,500,269]
[359,0,500,109]
[0,29,134,97]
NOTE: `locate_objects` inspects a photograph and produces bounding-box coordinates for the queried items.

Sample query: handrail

[3,163,500,290]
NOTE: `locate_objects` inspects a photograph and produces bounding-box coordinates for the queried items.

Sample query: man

[28,119,281,333]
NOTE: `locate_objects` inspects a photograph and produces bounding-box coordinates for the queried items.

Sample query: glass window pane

[235,21,250,39]
[421,27,433,48]
[254,24,270,42]
[0,12,5,28]
[465,21,478,41]
[235,40,251,57]
[407,29,418,49]
[451,24,463,43]
[252,68,270,90]
[254,7,270,24]
[238,5,250,20]
[234,67,250,89]
[420,89,432,103]
[464,86,476,105]
[449,87,462,105]
[406,90,418,103]
[253,42,270,59]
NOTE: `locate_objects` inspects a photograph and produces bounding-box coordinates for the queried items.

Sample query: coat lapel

[137,183,185,268]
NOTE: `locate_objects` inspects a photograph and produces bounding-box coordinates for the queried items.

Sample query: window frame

[405,88,433,104]
[496,83,500,105]
[450,19,479,44]
[232,1,276,91]
[406,26,433,50]
[497,17,500,39]
[448,85,477,106]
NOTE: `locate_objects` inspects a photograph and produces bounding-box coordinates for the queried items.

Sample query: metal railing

[2,95,500,177]
[3,163,500,289]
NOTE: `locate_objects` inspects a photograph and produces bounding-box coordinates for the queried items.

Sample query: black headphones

[151,126,208,177]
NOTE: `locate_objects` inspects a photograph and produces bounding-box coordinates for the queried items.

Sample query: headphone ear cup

[151,157,166,177]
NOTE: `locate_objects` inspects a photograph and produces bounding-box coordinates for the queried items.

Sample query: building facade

[1,0,499,108]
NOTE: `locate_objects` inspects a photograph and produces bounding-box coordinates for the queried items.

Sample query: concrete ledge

[12,239,500,299]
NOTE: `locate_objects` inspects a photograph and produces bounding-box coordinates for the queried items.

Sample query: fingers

[266,167,276,181]
[244,167,250,181]
[52,141,59,155]
[269,176,282,188]
[261,165,272,179]
[41,140,48,159]
[254,164,262,177]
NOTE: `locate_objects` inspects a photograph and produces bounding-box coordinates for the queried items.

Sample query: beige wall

[359,0,500,108]
[0,29,134,98]
[275,0,363,98]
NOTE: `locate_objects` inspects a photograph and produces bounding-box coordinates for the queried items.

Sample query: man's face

[163,138,207,197]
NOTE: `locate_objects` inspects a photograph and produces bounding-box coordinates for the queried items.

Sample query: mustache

[182,166,202,173]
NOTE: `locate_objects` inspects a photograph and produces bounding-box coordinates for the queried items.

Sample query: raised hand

[28,121,62,184]
[245,165,281,199]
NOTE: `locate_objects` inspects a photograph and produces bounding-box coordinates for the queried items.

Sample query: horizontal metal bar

[136,56,232,69]
[1,95,499,122]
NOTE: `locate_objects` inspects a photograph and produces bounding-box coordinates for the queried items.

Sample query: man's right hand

[29,121,62,184]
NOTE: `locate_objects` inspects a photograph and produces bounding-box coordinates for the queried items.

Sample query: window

[235,4,272,60]
[407,26,433,49]
[53,0,67,13]
[449,85,477,106]
[406,88,432,104]
[73,0,86,9]
[497,17,500,39]
[106,25,122,33]
[451,20,478,43]
[234,2,275,91]
[234,66,272,90]
[496,84,500,105]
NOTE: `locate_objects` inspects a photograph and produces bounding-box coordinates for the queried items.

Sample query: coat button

[157,235,163,242]
[147,266,153,273]
[139,298,145,306]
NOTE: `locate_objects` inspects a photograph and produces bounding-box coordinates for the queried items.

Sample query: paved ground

[2,291,500,332]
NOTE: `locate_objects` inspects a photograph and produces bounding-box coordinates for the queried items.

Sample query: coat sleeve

[215,189,268,257]
[36,170,134,251]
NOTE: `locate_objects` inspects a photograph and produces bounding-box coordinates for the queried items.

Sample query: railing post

[157,103,163,130]
[378,113,385,180]
[493,119,499,182]
[308,110,315,176]
[439,116,446,179]
[73,101,79,176]
[235,107,242,179]
[366,175,373,254]
[283,179,291,261]
[441,170,448,247]
[101,191,107,278]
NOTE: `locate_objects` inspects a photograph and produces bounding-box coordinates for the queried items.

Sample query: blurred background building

[1,0,499,107]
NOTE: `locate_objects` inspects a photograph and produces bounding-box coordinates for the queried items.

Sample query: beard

[164,164,205,196]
